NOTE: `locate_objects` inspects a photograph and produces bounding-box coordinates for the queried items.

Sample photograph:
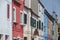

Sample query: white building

[0,0,12,40]
[23,0,31,40]
[38,1,44,40]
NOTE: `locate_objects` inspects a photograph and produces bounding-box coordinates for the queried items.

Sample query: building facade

[56,15,58,40]
[31,0,39,40]
[58,23,60,40]
[12,0,24,40]
[48,12,55,40]
[44,10,48,40]
[38,0,44,40]
[23,0,31,40]
[0,0,12,40]
[52,12,57,40]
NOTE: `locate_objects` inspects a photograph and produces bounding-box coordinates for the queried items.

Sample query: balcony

[13,0,20,5]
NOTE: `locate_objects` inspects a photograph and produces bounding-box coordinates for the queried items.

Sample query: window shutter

[39,20,41,29]
[24,37,27,40]
[13,7,16,22]
[31,17,36,27]
[7,4,10,19]
[24,14,27,24]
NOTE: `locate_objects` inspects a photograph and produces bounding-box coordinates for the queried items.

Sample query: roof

[44,9,55,21]
[38,0,45,8]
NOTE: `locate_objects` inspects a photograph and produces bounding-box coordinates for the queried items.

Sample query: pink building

[12,0,24,40]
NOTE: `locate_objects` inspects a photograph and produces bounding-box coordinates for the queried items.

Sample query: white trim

[13,7,16,22]
[20,10,25,26]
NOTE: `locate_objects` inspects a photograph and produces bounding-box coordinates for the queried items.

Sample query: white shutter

[13,7,16,22]
[20,11,24,25]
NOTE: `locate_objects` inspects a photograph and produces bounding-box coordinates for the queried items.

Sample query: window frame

[7,4,10,19]
[31,17,36,28]
[20,11,24,25]
[13,7,16,22]
[0,34,3,40]
[24,13,27,24]
[5,35,9,40]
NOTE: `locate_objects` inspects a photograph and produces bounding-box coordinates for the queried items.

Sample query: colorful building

[12,0,24,40]
[56,15,58,40]
[58,23,60,40]
[48,12,55,40]
[0,0,12,40]
[52,12,57,40]
[23,0,31,40]
[44,9,48,40]
[31,0,39,40]
[38,0,44,40]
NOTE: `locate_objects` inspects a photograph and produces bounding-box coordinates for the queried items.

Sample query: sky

[40,0,60,23]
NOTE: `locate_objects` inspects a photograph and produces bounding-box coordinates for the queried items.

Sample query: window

[0,34,3,40]
[13,7,16,22]
[52,30,54,35]
[20,12,23,23]
[20,11,24,25]
[58,28,60,32]
[5,35,9,40]
[31,38,34,40]
[7,4,10,19]
[24,14,27,24]
[42,23,43,30]
[24,37,27,40]
[38,20,41,29]
[37,21,38,29]
[31,17,36,27]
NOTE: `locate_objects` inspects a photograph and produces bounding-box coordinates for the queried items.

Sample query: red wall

[12,0,24,38]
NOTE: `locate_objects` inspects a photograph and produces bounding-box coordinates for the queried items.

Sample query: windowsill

[20,23,26,26]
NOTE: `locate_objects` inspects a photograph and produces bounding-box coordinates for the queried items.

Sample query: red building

[12,0,24,40]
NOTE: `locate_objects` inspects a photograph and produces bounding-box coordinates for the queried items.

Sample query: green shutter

[24,14,27,24]
[39,20,41,29]
[24,37,27,40]
[31,17,36,27]
[42,23,43,30]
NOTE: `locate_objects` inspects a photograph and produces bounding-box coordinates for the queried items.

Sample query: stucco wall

[38,3,44,40]
[0,0,12,40]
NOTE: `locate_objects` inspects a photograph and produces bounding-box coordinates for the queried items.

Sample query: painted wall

[12,0,24,39]
[0,0,12,40]
[23,7,31,40]
[48,19,53,40]
[44,13,48,40]
[38,3,44,40]
[52,13,57,40]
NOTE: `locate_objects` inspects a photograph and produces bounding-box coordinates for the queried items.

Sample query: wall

[31,0,38,15]
[0,0,12,40]
[23,7,31,40]
[38,3,44,40]
[12,0,24,39]
[48,19,53,40]
[44,13,48,40]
